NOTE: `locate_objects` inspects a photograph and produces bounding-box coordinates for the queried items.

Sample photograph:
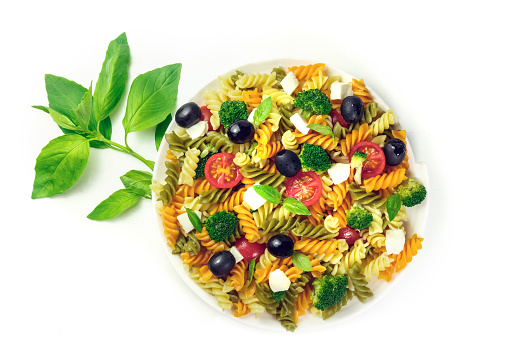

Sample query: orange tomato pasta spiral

[378,234,423,282]
[195,227,229,253]
[293,131,338,151]
[255,141,283,159]
[391,129,407,144]
[296,284,312,317]
[233,201,260,243]
[165,149,178,163]
[331,193,353,227]
[363,168,407,193]
[229,261,247,291]
[294,238,340,255]
[288,63,326,80]
[161,205,180,249]
[339,123,372,155]
[280,265,302,282]
[233,301,250,317]
[192,179,212,195]
[351,78,373,104]
[307,114,328,126]
[181,251,213,267]
[254,122,274,145]
[242,88,262,108]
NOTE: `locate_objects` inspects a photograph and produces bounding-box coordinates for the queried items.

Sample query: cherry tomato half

[204,153,243,189]
[200,106,216,131]
[349,141,386,179]
[330,108,349,128]
[285,171,322,207]
[235,236,266,263]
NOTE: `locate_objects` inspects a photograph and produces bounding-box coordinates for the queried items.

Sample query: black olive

[384,138,407,166]
[267,234,294,258]
[274,149,301,177]
[208,251,236,277]
[175,102,201,128]
[340,96,364,123]
[227,120,255,144]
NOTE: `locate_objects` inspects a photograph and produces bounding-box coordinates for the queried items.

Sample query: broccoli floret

[204,211,239,242]
[299,142,331,174]
[194,146,217,179]
[395,178,427,207]
[218,100,248,128]
[350,151,368,184]
[271,290,285,303]
[346,205,373,230]
[294,89,333,119]
[312,275,348,311]
[247,141,258,157]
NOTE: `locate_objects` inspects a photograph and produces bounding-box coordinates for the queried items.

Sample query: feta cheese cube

[385,229,406,255]
[330,82,353,100]
[229,246,244,263]
[328,163,352,185]
[243,186,266,210]
[248,107,257,126]
[186,121,208,139]
[280,71,299,95]
[269,269,291,292]
[289,113,310,134]
[176,210,202,234]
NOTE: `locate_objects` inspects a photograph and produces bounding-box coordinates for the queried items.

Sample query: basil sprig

[248,259,256,285]
[291,252,312,272]
[185,208,203,232]
[283,198,311,215]
[253,184,282,204]
[386,193,402,221]
[32,32,182,221]
[252,96,272,126]
[307,124,335,141]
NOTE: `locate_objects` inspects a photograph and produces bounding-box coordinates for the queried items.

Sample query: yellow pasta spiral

[233,152,250,167]
[362,252,393,281]
[195,227,229,253]
[253,122,274,145]
[178,148,200,186]
[293,131,338,151]
[236,72,277,89]
[262,86,294,105]
[307,114,328,126]
[255,141,282,159]
[288,63,326,80]
[351,78,373,104]
[363,168,407,193]
[302,69,328,91]
[281,130,299,154]
[337,239,367,274]
[203,89,223,130]
[233,201,260,243]
[339,123,372,155]
[369,109,396,137]
[323,215,341,233]
[293,237,340,255]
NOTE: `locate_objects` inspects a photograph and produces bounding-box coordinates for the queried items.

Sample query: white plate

[152,59,429,331]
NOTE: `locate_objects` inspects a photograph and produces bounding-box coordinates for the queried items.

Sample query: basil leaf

[44,74,87,121]
[93,32,130,122]
[155,110,173,150]
[307,124,334,138]
[387,193,402,221]
[31,134,90,199]
[253,96,272,126]
[253,184,282,204]
[46,106,80,131]
[283,198,311,215]
[32,105,50,113]
[291,252,312,272]
[248,259,256,286]
[122,63,181,135]
[120,170,152,198]
[185,208,203,232]
[87,189,140,220]
[75,86,93,130]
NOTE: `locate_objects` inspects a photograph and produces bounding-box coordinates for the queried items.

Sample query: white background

[1,1,507,338]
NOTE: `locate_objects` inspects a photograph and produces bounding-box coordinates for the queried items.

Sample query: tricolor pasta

[153,63,427,331]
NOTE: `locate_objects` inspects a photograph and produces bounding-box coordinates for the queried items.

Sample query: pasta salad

[151,62,427,331]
